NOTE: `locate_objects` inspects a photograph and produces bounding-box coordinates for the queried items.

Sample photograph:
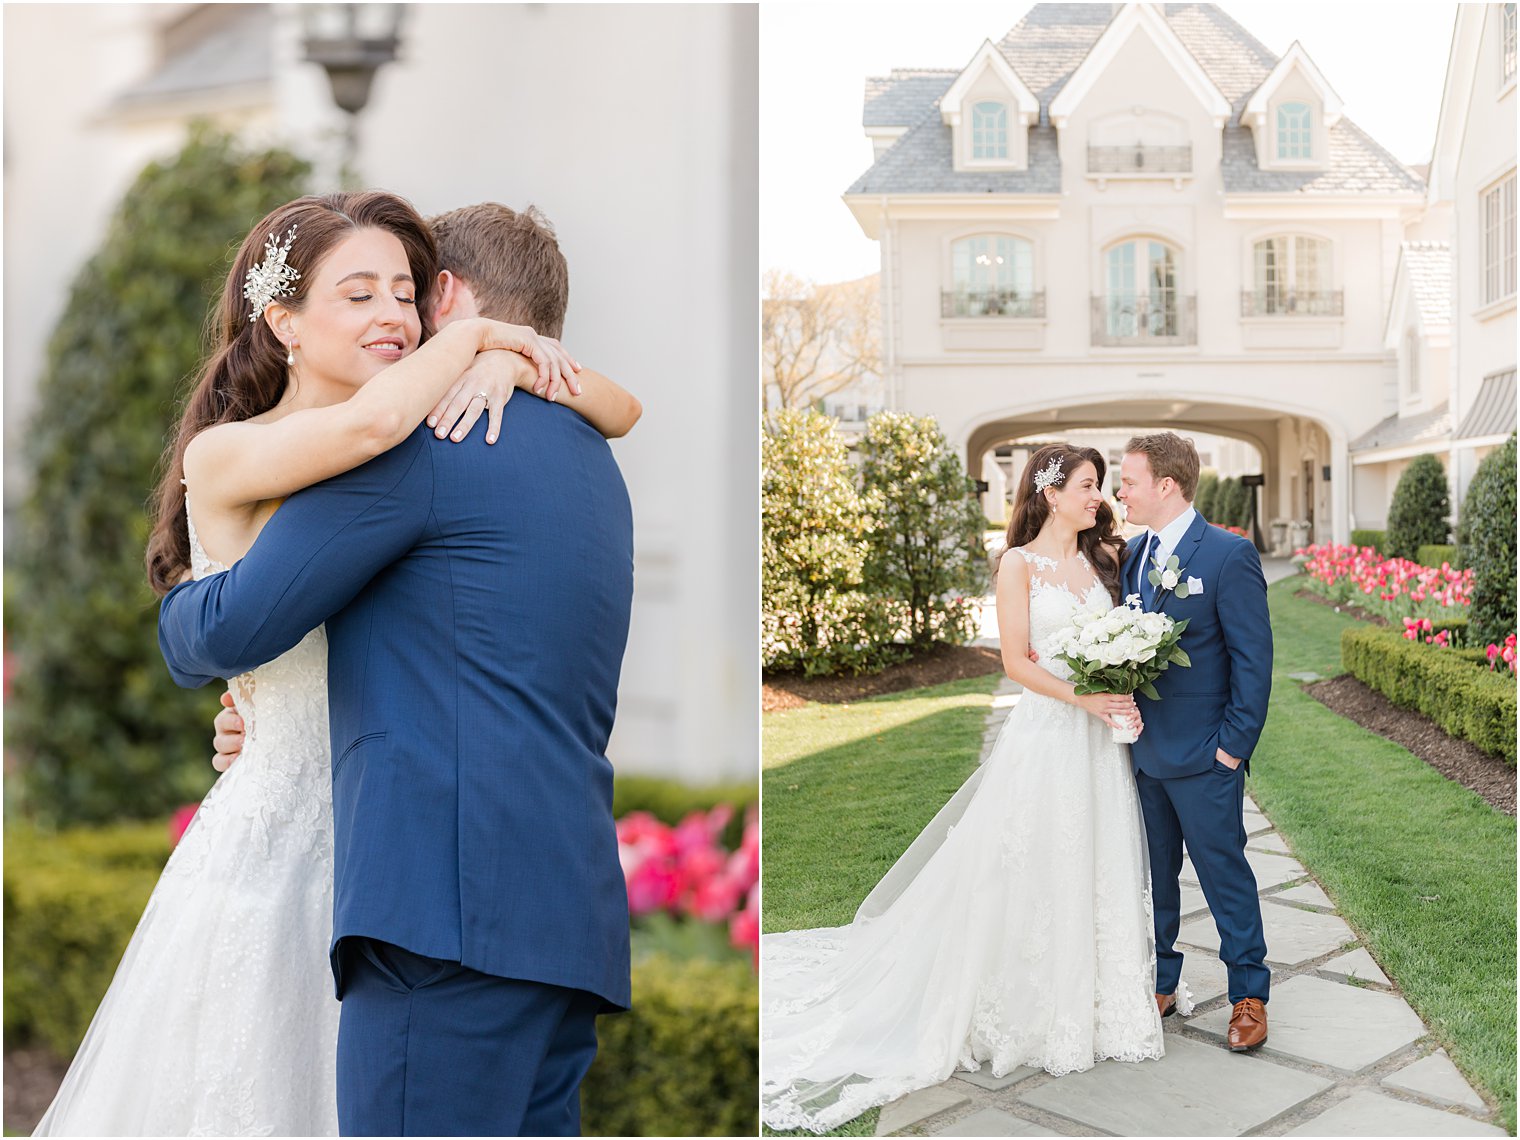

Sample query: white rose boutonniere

[1148,554,1197,600]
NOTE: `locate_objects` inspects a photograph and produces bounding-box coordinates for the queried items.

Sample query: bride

[761,443,1179,1134]
[35,190,637,1136]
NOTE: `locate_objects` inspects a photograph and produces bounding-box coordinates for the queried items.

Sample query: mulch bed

[4,1048,68,1134]
[1294,588,1389,626]
[1305,674,1516,816]
[762,644,1004,712]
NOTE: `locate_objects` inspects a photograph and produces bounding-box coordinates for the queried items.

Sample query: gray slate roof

[1400,241,1453,330]
[864,70,956,128]
[1455,370,1516,440]
[849,2,1425,198]
[1349,402,1451,453]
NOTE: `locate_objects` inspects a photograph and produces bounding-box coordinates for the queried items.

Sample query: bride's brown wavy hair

[999,443,1126,603]
[145,191,440,596]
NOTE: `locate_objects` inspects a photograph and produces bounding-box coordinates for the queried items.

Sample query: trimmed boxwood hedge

[5,775,758,1134]
[1416,543,1460,569]
[1351,528,1387,553]
[1341,626,1517,764]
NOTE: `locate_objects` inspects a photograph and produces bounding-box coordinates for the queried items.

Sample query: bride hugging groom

[37,192,642,1137]
[762,433,1274,1133]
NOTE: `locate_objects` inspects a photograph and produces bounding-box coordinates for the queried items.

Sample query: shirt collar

[1147,505,1197,560]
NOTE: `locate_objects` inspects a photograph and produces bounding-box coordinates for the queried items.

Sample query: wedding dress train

[35,505,339,1136]
[761,549,1175,1134]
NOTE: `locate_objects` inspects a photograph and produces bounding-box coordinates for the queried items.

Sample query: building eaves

[1349,402,1452,452]
[1454,370,1517,441]
[113,5,272,105]
[1400,241,1453,331]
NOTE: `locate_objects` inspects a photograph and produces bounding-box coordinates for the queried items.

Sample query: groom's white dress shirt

[1137,506,1198,591]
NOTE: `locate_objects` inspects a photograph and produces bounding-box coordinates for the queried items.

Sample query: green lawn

[762,675,999,1137]
[1249,578,1516,1133]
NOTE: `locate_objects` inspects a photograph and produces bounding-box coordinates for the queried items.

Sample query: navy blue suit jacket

[1125,513,1272,779]
[159,399,634,1010]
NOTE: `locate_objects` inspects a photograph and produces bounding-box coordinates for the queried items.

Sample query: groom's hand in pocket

[1215,747,1243,771]
[212,690,245,772]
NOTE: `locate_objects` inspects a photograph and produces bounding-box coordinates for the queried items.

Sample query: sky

[760,1,1459,285]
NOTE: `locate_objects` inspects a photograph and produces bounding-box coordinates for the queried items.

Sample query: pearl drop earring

[287,343,296,367]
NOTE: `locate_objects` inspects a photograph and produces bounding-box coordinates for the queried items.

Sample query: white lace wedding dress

[34,506,340,1136]
[761,549,1179,1134]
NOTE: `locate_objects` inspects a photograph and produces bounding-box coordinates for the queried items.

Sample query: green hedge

[1416,544,1460,569]
[583,954,758,1137]
[1351,529,1387,554]
[1341,626,1517,764]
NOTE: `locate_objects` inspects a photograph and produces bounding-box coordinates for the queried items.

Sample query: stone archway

[952,392,1349,546]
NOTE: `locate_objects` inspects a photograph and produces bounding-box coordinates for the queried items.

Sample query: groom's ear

[434,270,459,319]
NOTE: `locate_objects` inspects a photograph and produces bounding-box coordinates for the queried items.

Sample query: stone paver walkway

[886,569,1503,1136]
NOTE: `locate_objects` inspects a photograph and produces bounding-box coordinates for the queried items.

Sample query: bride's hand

[429,349,527,445]
[1075,691,1139,731]
[472,319,581,400]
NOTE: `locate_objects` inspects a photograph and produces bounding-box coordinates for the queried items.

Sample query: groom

[1116,432,1273,1052]
[159,204,634,1136]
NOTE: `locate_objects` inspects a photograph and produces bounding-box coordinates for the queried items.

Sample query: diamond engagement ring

[473,391,489,408]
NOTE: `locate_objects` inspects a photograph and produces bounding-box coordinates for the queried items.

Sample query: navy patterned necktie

[1139,532,1161,606]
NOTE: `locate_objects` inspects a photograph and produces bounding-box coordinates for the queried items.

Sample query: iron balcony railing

[1086,144,1193,174]
[1090,294,1197,346]
[941,288,1046,319]
[1239,289,1344,317]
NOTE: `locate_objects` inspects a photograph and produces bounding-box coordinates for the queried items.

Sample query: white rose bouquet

[1052,602,1191,744]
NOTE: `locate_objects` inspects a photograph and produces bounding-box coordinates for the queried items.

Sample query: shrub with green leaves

[1195,470,1220,522]
[858,412,986,650]
[6,126,311,826]
[1351,529,1387,554]
[1341,626,1516,764]
[1460,435,1518,648]
[762,410,900,675]
[1385,454,1451,561]
[1416,544,1459,570]
[1217,477,1250,531]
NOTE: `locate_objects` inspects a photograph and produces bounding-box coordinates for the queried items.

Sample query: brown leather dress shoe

[1155,992,1177,1018]
[1228,997,1267,1051]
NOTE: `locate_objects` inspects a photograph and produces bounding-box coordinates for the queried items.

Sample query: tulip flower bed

[1297,543,1472,626]
[618,804,759,967]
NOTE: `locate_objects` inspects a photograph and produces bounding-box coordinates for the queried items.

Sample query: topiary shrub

[762,410,901,676]
[1341,626,1516,764]
[5,126,311,826]
[858,412,986,650]
[1351,529,1387,554]
[1217,478,1249,531]
[1385,454,1451,561]
[1195,470,1220,522]
[1460,435,1518,649]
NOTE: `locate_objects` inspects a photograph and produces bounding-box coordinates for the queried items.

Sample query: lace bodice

[1009,547,1114,682]
[183,500,332,851]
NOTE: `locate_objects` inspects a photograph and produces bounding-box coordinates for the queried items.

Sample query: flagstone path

[900,559,1507,1136]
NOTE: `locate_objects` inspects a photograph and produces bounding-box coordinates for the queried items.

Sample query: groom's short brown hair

[1124,432,1200,501]
[430,203,569,338]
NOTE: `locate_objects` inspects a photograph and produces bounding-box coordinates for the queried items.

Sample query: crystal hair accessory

[243,224,301,322]
[1032,454,1066,492]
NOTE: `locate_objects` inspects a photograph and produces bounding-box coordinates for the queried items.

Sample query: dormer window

[1276,102,1313,160]
[972,101,1008,160]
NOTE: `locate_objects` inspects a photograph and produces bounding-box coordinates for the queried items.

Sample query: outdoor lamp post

[301,4,405,187]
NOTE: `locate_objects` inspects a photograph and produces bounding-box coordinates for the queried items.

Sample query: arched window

[1104,239,1177,337]
[1252,236,1333,314]
[948,235,1034,316]
[972,101,1008,160]
[1276,102,1313,160]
